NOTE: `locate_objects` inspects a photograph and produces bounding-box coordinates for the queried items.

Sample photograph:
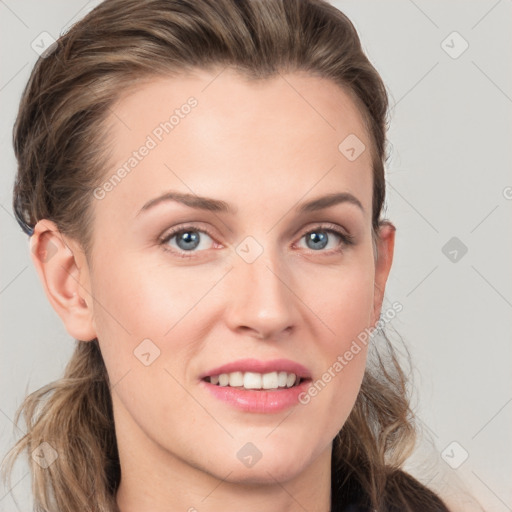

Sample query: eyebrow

[137,190,364,216]
[137,191,236,216]
[295,192,364,214]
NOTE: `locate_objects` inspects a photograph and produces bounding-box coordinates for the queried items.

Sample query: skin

[30,68,395,512]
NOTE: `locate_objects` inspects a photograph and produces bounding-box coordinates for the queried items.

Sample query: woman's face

[47,69,394,489]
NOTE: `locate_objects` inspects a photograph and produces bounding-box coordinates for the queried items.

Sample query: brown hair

[3,0,450,510]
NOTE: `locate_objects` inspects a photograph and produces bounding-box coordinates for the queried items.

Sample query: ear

[372,221,396,325]
[30,219,97,342]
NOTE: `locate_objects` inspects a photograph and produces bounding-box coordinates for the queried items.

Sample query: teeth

[243,372,262,389]
[286,373,296,388]
[208,371,300,390]
[229,371,244,387]
[262,371,278,389]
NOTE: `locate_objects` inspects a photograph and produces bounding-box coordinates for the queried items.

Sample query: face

[35,68,394,489]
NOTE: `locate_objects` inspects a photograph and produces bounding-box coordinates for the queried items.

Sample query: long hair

[2,1,450,510]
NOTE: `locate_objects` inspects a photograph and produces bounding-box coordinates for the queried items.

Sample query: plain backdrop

[1,1,511,511]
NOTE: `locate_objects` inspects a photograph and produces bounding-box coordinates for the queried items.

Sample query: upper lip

[200,358,312,380]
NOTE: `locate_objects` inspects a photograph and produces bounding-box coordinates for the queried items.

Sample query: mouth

[202,371,308,390]
[199,358,312,412]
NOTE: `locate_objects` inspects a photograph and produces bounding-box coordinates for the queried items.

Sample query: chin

[224,460,307,486]
[208,444,315,485]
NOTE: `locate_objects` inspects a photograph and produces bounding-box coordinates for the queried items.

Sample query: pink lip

[200,378,311,413]
[199,358,312,380]
[198,358,312,414]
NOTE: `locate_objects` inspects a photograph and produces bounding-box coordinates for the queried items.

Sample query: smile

[204,371,301,390]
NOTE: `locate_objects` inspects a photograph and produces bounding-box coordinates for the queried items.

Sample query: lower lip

[200,379,311,413]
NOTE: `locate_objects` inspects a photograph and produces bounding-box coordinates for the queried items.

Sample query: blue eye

[173,231,202,251]
[299,228,353,253]
[159,223,354,259]
[160,227,215,257]
[304,231,330,250]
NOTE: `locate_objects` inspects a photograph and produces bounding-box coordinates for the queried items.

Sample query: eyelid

[158,223,218,258]
[158,221,355,258]
[159,223,216,243]
[293,222,355,251]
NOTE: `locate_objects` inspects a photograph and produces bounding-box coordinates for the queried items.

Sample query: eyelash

[158,223,355,259]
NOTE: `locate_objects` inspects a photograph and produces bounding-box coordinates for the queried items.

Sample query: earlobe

[30,219,97,342]
[372,221,396,324]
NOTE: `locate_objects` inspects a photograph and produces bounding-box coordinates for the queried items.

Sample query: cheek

[90,247,215,335]
[313,257,375,347]
[87,254,212,427]
[88,249,225,383]
[300,260,375,430]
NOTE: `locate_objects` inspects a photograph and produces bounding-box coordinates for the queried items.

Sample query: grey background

[1,1,511,511]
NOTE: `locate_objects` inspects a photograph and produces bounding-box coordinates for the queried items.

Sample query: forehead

[96,68,373,223]
[107,68,370,147]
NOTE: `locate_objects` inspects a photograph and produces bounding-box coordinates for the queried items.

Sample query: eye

[159,225,216,258]
[296,224,354,254]
[158,222,354,259]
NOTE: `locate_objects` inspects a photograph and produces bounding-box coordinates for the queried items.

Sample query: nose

[224,248,299,340]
